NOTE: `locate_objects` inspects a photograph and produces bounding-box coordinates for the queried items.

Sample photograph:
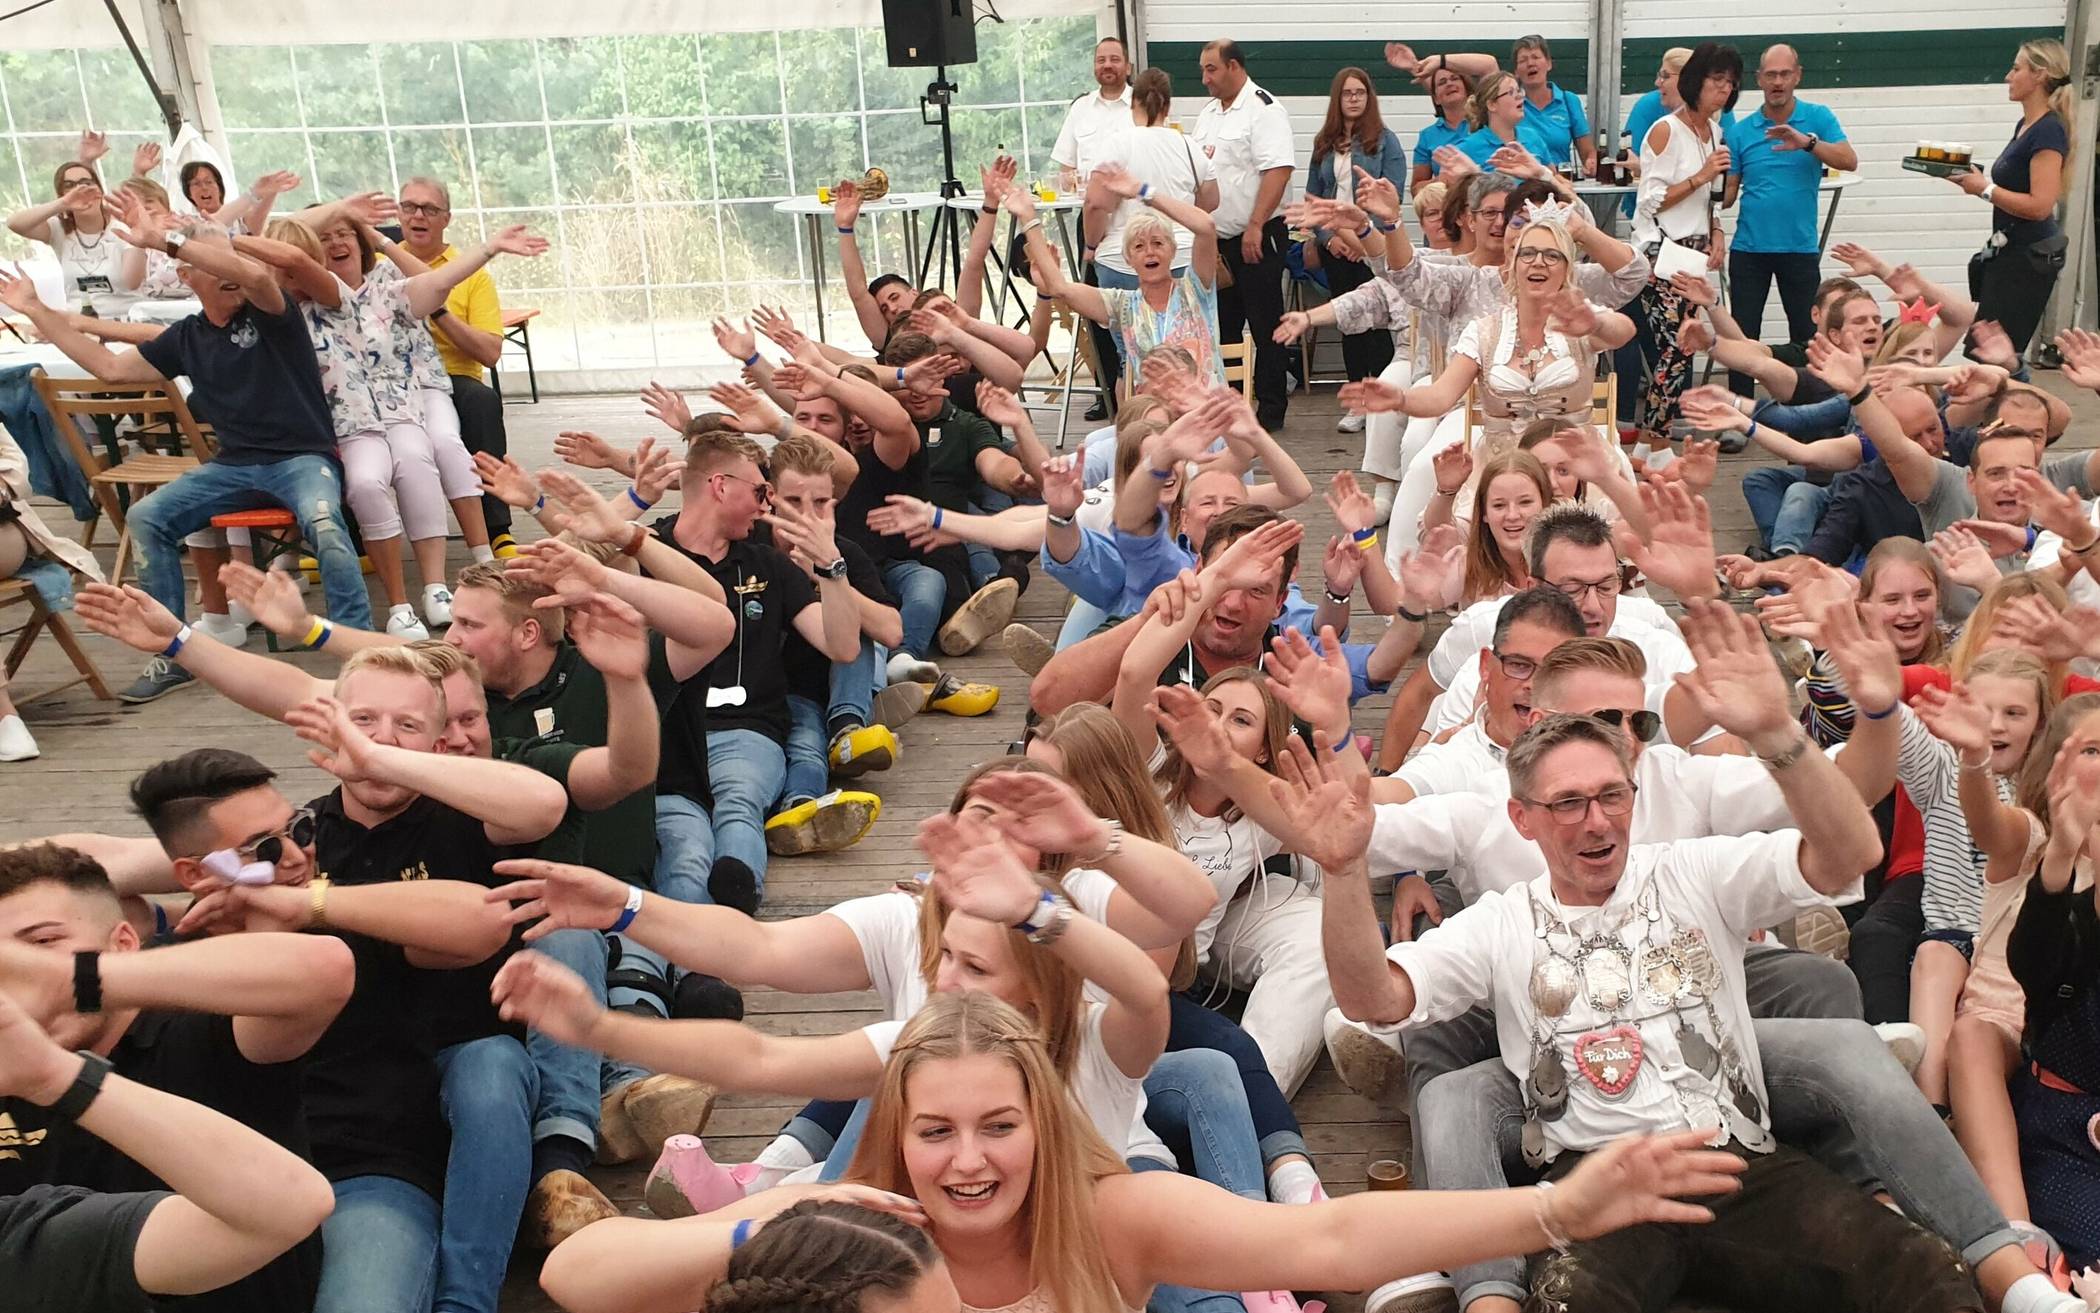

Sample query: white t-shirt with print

[1169,803,1285,960]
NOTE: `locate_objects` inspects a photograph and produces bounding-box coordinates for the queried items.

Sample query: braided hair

[705,1200,938,1313]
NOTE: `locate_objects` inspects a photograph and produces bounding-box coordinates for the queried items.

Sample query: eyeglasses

[1491,650,1540,680]
[399,201,449,217]
[1521,783,1638,824]
[714,470,772,502]
[1476,207,1510,228]
[1515,248,1569,265]
[1586,708,1662,742]
[236,807,317,864]
[1554,574,1623,602]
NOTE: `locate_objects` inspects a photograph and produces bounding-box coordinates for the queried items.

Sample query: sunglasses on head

[1587,708,1662,742]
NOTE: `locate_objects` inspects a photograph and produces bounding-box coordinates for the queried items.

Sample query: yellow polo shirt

[422,244,503,383]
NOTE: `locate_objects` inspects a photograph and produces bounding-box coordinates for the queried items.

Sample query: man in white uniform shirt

[1311,606,2014,1313]
[1194,38,1296,431]
[1050,37,1135,189]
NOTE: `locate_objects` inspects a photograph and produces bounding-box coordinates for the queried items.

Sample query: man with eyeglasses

[395,176,518,555]
[1326,605,2082,1313]
[0,833,350,1313]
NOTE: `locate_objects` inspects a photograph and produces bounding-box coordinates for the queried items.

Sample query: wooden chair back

[1218,338,1254,400]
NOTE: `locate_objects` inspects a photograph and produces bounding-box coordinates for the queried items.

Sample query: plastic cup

[817,186,832,203]
[1367,1159,1410,1190]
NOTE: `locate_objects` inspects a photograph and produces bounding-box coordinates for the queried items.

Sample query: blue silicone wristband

[743,352,760,367]
[626,487,652,511]
[731,1218,754,1249]
[1860,701,1896,720]
[1351,525,1376,544]
[1014,890,1055,932]
[609,886,644,934]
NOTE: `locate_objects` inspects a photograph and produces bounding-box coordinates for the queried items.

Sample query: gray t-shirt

[1917,450,2093,620]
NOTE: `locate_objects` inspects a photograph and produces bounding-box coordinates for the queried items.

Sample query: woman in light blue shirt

[1411,65,1476,187]
[1455,72,1526,170]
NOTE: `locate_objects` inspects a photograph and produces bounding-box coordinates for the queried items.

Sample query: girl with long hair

[699,1198,950,1313]
[1432,448,1549,605]
[541,990,1746,1313]
[1305,66,1407,430]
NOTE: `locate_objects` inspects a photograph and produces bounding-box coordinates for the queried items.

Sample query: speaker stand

[916,69,968,292]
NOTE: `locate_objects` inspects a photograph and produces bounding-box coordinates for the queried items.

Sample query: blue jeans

[533,927,647,1132]
[1742,465,1831,555]
[831,640,883,727]
[314,1174,441,1313]
[1143,1048,1267,1201]
[1058,596,1112,650]
[1166,994,1307,1166]
[783,693,829,809]
[706,727,786,889]
[881,558,946,660]
[432,1034,536,1313]
[1129,1158,1247,1313]
[129,454,373,630]
[818,1097,873,1181]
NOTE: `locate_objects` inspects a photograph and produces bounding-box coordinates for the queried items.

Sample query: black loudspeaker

[883,0,978,68]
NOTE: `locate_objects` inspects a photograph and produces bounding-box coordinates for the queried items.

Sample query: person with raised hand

[6,150,144,316]
[0,985,336,1313]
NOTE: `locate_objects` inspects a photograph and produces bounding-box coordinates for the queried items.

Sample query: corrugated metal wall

[1136,1,2073,341]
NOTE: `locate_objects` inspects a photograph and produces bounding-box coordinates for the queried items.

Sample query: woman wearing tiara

[1337,199,1636,518]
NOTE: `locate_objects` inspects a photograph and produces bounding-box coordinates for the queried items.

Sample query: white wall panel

[1141,1,1588,44]
[1621,0,2063,33]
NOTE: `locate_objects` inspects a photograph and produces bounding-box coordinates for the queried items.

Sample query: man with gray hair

[395,175,518,553]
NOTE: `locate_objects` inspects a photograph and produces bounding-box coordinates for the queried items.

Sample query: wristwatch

[816,557,850,580]
[1802,133,1819,151]
[163,230,186,255]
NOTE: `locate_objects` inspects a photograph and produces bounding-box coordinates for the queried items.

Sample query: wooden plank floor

[4,371,2094,1311]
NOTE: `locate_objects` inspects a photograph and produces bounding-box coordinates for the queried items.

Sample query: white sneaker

[885,651,942,686]
[191,611,249,648]
[422,584,454,628]
[386,607,430,641]
[0,714,38,762]
[1875,1021,1927,1075]
[1336,412,1367,434]
[1366,1272,1455,1313]
[1323,1007,1406,1100]
[226,599,257,629]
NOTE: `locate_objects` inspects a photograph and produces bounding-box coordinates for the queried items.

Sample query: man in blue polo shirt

[1724,44,1858,393]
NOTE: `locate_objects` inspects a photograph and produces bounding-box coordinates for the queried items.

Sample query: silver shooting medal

[1672,927,1723,998]
[1580,938,1633,1012]
[1527,1044,1571,1119]
[1639,942,1690,1008]
[1530,951,1579,1018]
[1674,1017,1722,1080]
[1521,1116,1550,1169]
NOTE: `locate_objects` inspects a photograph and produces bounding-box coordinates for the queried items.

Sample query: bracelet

[731,1218,755,1249]
[2070,535,2100,558]
[160,623,193,659]
[1147,464,1176,480]
[742,351,760,367]
[1085,818,1125,864]
[1356,223,1374,239]
[836,225,855,235]
[1353,533,1379,554]
[1846,383,1873,408]
[1534,1182,1573,1253]
[1860,700,1896,720]
[1433,485,1459,498]
[621,522,649,559]
[304,618,334,650]
[1352,526,1377,544]
[1744,418,1759,442]
[1014,890,1058,933]
[932,506,945,530]
[610,885,645,934]
[1137,182,1153,202]
[1325,588,1352,605]
[1331,731,1355,754]
[1018,218,1045,237]
[1397,603,1428,623]
[309,876,331,929]
[2025,524,2041,554]
[533,494,546,512]
[625,486,653,511]
[895,366,907,386]
[1756,732,1811,772]
[1958,745,1992,772]
[1376,219,1399,233]
[42,1051,112,1123]
[981,205,997,216]
[73,951,102,1013]
[1023,892,1074,946]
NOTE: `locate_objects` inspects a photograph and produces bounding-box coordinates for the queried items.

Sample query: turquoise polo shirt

[1458,126,1515,170]
[1514,82,1591,166]
[1413,116,1471,175]
[1726,100,1846,253]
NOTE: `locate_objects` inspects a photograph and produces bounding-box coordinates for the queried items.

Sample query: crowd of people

[0,20,2098,1313]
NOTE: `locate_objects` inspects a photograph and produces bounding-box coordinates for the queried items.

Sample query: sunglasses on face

[236,807,317,865]
[714,470,772,501]
[1586,707,1662,742]
[1523,782,1638,824]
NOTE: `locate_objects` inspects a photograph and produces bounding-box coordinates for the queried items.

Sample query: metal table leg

[1816,186,1846,254]
[807,215,832,344]
[905,211,924,290]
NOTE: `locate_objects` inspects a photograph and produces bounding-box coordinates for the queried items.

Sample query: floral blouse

[298,275,385,439]
[1102,270,1224,388]
[366,263,453,397]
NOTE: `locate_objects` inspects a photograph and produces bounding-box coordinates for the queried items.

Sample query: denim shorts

[1918,927,1975,962]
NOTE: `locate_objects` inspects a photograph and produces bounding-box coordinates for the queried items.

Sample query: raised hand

[975,381,1027,429]
[1804,333,1866,399]
[1398,525,1465,613]
[338,190,398,228]
[570,591,655,680]
[1206,519,1304,594]
[487,224,549,258]
[1558,425,1616,486]
[486,857,637,940]
[218,561,311,638]
[474,451,542,510]
[1675,314,1717,357]
[710,316,758,363]
[633,439,681,508]
[1614,482,1716,603]
[1554,1128,1746,1240]
[131,141,162,177]
[1142,568,1206,630]
[1042,454,1085,520]
[1673,600,1795,746]
[491,951,605,1048]
[900,351,966,395]
[73,582,182,653]
[1545,289,1599,339]
[1337,378,1409,415]
[1993,595,2100,664]
[1911,680,1992,757]
[967,770,1117,862]
[250,170,301,198]
[981,155,1020,199]
[1966,319,2017,370]
[1325,470,1378,537]
[1149,683,1240,775]
[107,190,171,251]
[2044,739,2100,862]
[1383,41,1423,76]
[2013,467,2094,546]
[1000,182,1038,223]
[832,178,864,230]
[640,382,692,435]
[1262,732,1374,872]
[1829,242,1887,282]
[1950,518,2031,561]
[708,380,786,434]
[1267,626,1354,735]
[1353,167,1403,225]
[1273,310,1313,345]
[0,263,47,316]
[285,695,386,784]
[552,429,631,476]
[1432,144,1478,179]
[1819,602,1902,717]
[2055,327,2100,392]
[762,495,842,578]
[1666,270,1716,309]
[865,494,937,541]
[1488,142,1546,181]
[538,468,632,545]
[507,535,611,604]
[1661,438,1720,494]
[920,811,1043,925]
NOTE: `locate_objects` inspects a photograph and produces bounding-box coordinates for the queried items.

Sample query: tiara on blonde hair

[1516,197,1579,233]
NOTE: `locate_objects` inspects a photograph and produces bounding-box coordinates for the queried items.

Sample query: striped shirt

[1895,704,2003,935]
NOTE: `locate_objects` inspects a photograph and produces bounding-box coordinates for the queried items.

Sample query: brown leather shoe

[526,1169,618,1248]
[618,1074,719,1161]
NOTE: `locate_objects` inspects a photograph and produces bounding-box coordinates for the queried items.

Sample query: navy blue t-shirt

[1990,112,2069,246]
[135,298,335,465]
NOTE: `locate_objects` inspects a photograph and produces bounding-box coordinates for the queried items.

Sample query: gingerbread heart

[1572,1025,1644,1097]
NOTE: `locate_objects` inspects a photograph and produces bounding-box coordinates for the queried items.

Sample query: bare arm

[229,234,340,307]
[1033,614,1147,716]
[0,290,166,383]
[356,739,568,846]
[6,198,65,240]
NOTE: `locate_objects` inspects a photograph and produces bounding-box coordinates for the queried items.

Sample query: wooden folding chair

[1218,338,1254,400]
[30,371,210,582]
[0,578,114,703]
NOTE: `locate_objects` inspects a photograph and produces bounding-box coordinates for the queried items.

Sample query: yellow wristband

[1352,533,1379,554]
[302,617,329,649]
[309,876,331,929]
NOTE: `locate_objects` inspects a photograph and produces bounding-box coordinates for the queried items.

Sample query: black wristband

[73,950,102,1014]
[43,1051,112,1121]
[1397,604,1428,623]
[1846,383,1873,408]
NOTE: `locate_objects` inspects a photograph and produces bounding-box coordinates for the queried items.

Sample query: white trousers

[1200,876,1333,1099]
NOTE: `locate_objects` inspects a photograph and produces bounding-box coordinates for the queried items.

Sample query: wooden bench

[493,307,542,404]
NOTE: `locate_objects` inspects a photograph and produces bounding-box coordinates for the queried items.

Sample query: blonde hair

[1153,668,1291,823]
[1533,635,1648,701]
[1950,570,2069,685]
[2018,692,2100,825]
[1121,210,1176,265]
[1502,220,1580,296]
[263,216,324,263]
[846,992,1128,1313]
[2018,39,2077,151]
[1857,538,1946,667]
[1967,648,2057,771]
[1463,450,1551,604]
[405,638,483,685]
[1660,47,1694,75]
[684,429,768,481]
[769,433,836,482]
[1412,180,1447,222]
[120,176,169,209]
[1469,71,1517,130]
[335,646,448,721]
[455,560,566,644]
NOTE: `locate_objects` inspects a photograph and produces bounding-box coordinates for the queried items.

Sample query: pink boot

[643,1135,744,1219]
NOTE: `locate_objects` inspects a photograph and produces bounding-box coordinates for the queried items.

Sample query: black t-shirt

[919,401,1010,512]
[0,1185,164,1313]
[747,522,892,702]
[1789,365,1837,407]
[486,641,672,884]
[647,520,816,743]
[0,1013,319,1313]
[305,789,522,1199]
[836,439,934,564]
[1991,112,2069,244]
[134,299,336,465]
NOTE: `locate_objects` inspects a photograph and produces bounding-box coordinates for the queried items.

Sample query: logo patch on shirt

[925,426,943,447]
[0,1111,47,1160]
[534,707,556,737]
[231,319,260,349]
